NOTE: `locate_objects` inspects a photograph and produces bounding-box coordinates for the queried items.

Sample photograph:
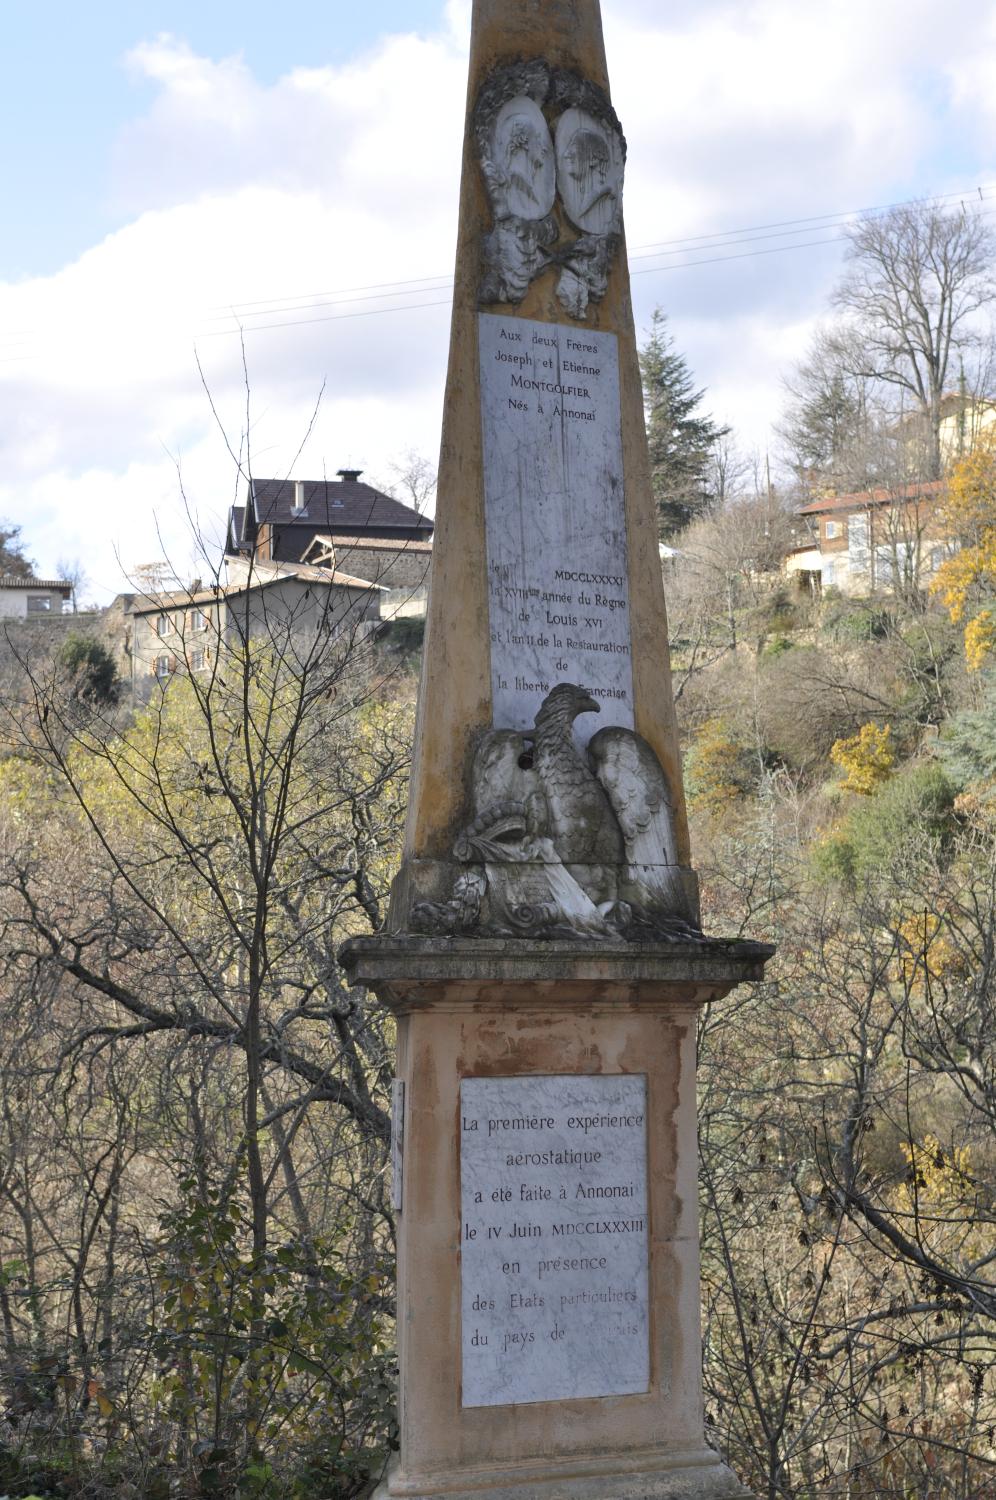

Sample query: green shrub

[56,634,119,704]
[940,673,996,787]
[823,601,893,644]
[685,718,757,811]
[812,762,957,885]
[379,617,424,658]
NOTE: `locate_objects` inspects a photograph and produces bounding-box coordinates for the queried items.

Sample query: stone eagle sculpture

[413,683,701,942]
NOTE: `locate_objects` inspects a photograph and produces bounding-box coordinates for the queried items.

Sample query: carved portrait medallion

[555,107,624,237]
[474,62,627,318]
[488,97,556,221]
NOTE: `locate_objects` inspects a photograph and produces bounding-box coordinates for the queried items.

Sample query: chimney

[336,468,363,483]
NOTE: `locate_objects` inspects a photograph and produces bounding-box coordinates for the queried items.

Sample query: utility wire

[193,198,996,333]
[196,182,996,322]
[198,209,996,338]
[2,184,995,361]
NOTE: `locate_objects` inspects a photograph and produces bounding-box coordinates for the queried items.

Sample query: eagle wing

[587,727,692,919]
[587,728,678,864]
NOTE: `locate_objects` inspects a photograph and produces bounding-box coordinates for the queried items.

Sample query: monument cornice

[340,932,774,1006]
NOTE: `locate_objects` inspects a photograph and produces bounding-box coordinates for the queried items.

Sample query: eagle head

[537,682,601,727]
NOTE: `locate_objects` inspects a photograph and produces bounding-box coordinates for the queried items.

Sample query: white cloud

[3,0,996,595]
[947,5,996,135]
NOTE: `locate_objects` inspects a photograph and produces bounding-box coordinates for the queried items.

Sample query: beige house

[939,392,996,465]
[789,479,952,596]
[130,562,384,696]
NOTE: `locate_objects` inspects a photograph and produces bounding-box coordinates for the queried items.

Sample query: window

[189,648,207,672]
[825,520,843,540]
[191,608,208,633]
[154,654,172,680]
[155,613,170,637]
[26,595,52,614]
[822,561,835,587]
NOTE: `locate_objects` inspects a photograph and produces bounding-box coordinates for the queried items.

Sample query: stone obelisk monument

[343,3,772,1496]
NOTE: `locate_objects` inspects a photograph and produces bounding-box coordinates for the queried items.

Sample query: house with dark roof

[226,470,434,568]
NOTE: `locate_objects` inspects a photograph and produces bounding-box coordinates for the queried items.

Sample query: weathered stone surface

[373,1450,754,1498]
[480,317,633,737]
[353,2,768,1496]
[404,682,705,940]
[402,0,690,869]
[460,1074,650,1407]
[370,995,722,1493]
[475,61,625,313]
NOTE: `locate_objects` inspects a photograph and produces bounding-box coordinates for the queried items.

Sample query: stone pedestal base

[373,1449,754,1499]
[342,937,769,1500]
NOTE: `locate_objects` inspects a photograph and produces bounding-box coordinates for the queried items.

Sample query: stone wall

[331,540,432,595]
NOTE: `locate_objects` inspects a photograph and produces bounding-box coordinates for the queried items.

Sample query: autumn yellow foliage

[898,1136,977,1230]
[829,722,894,794]
[894,909,964,984]
[686,717,752,812]
[931,434,996,667]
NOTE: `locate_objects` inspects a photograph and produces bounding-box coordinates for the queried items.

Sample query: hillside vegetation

[673,501,996,1494]
[1,191,995,1497]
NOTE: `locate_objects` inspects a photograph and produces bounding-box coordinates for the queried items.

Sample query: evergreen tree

[639,309,729,538]
[940,673,996,787]
[778,329,870,486]
[56,634,120,705]
[0,522,34,579]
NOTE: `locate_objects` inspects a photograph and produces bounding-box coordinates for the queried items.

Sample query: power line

[202,210,996,338]
[630,234,845,277]
[195,296,455,339]
[197,235,848,340]
[2,183,995,360]
[628,182,996,256]
[195,182,996,327]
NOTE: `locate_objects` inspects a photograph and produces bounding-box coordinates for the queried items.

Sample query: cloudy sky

[3,0,996,601]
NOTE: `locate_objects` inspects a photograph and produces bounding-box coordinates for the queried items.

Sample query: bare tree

[375,449,437,515]
[779,327,877,490]
[0,400,413,1494]
[832,201,996,478]
[695,794,996,1499]
[56,556,87,613]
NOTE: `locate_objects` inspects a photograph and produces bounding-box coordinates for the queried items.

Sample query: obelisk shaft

[400,0,692,888]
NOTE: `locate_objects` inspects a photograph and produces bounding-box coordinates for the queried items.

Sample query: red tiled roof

[797,479,946,516]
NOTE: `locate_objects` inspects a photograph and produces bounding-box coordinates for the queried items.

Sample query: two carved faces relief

[476,63,626,318]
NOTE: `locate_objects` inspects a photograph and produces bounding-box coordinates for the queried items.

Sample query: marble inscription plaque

[460,1074,650,1408]
[478,313,634,744]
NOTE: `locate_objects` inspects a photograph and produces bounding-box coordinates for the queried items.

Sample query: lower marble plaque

[460,1074,650,1408]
